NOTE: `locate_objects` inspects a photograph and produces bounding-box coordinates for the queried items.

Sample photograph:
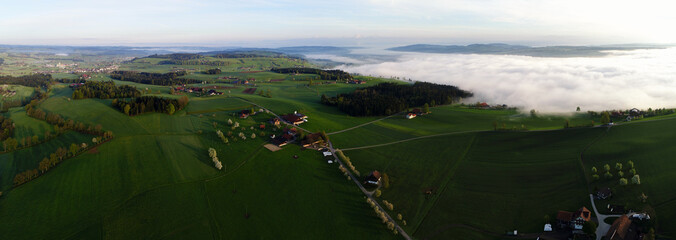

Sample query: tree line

[205,68,221,75]
[109,71,198,86]
[322,82,473,116]
[158,59,231,66]
[72,81,141,99]
[147,53,202,60]
[112,96,188,116]
[270,68,353,81]
[0,115,14,141]
[14,133,113,187]
[0,74,52,88]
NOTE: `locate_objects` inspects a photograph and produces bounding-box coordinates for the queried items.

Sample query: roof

[575,207,592,221]
[372,171,381,178]
[606,215,631,240]
[556,211,573,221]
[282,114,303,123]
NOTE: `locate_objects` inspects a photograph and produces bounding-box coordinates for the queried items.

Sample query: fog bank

[339,48,676,113]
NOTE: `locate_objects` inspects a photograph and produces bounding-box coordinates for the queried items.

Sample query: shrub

[615,162,623,171]
[592,174,600,181]
[604,164,611,172]
[618,171,624,177]
[632,175,641,185]
[374,189,382,198]
[591,167,597,173]
[619,178,628,185]
[629,168,637,176]
[627,160,634,169]
[604,172,613,179]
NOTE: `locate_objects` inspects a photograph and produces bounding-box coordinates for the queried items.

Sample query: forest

[321,82,473,116]
[146,53,202,60]
[0,74,52,88]
[271,68,353,81]
[112,96,188,116]
[109,71,198,86]
[71,81,141,99]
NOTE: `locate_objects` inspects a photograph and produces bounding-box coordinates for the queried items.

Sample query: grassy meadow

[0,54,674,239]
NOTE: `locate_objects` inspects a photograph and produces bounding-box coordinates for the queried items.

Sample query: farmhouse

[405,113,416,119]
[271,133,294,147]
[556,206,592,230]
[269,118,281,126]
[348,80,366,84]
[597,187,612,199]
[281,112,307,125]
[605,215,638,240]
[301,132,324,147]
[240,109,253,118]
[207,89,224,96]
[365,171,382,185]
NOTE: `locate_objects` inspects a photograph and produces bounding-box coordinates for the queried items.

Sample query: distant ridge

[387,43,672,57]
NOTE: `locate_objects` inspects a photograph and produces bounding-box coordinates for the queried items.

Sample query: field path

[327,113,403,135]
[341,130,483,151]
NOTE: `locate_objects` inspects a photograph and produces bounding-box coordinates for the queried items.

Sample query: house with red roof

[556,206,592,230]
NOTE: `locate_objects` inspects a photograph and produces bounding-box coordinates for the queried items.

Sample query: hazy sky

[1,0,675,46]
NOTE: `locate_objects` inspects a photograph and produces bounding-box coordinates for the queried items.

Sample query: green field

[0,54,673,239]
[344,128,604,239]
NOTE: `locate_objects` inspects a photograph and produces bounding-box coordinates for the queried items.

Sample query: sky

[1,0,675,46]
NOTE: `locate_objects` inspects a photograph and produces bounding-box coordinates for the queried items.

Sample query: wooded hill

[110,71,198,86]
[271,68,352,81]
[322,82,473,116]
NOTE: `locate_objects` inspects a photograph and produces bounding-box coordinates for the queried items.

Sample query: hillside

[0,54,672,239]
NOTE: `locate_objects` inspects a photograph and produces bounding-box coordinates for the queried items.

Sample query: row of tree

[15,136,111,187]
[205,68,222,75]
[0,115,14,141]
[72,81,141,99]
[270,67,353,81]
[109,71,197,86]
[158,59,230,66]
[322,82,473,116]
[0,74,52,88]
[112,96,187,116]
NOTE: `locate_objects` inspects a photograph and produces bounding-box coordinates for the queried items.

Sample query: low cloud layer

[339,48,676,112]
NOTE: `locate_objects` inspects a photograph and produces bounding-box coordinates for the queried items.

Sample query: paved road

[237,96,412,239]
[588,194,625,240]
[329,141,412,240]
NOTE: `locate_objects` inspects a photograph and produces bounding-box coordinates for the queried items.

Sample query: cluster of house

[0,87,17,97]
[68,83,85,88]
[555,206,592,232]
[173,86,224,96]
[347,80,366,84]
[405,108,427,119]
[230,79,255,85]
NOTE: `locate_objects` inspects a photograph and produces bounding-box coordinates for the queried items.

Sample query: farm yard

[0,52,672,240]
